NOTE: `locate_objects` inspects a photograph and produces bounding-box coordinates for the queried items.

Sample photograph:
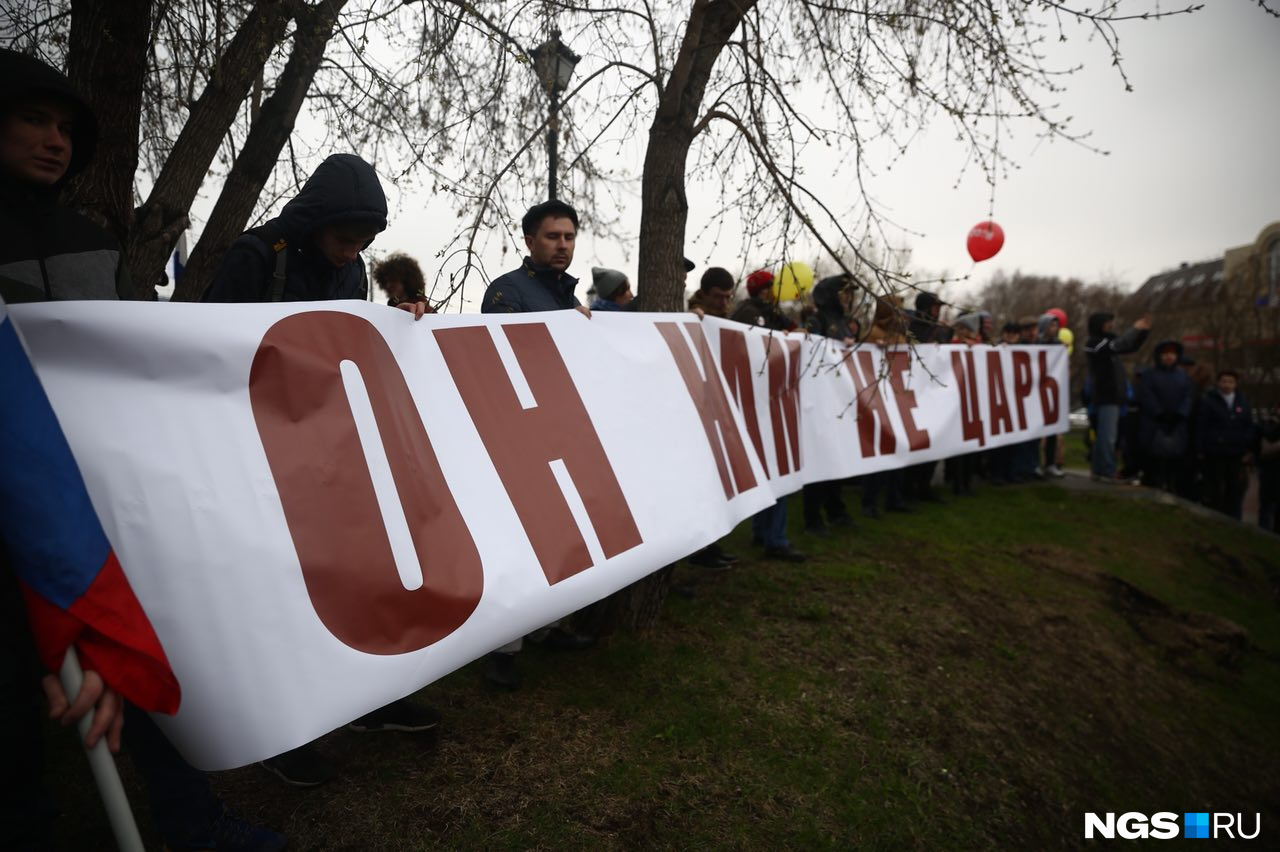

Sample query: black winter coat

[1084,312,1148,406]
[1138,341,1192,458]
[203,154,388,303]
[1197,389,1256,458]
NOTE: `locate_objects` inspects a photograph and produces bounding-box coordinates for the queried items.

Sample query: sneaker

[484,651,522,690]
[259,743,336,788]
[686,547,725,568]
[763,546,808,563]
[348,698,440,733]
[1046,465,1065,478]
[526,626,595,650]
[166,805,287,852]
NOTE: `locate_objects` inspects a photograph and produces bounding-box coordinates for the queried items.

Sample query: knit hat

[746,269,774,296]
[592,267,629,300]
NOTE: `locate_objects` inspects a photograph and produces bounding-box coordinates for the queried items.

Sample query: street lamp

[529,28,580,200]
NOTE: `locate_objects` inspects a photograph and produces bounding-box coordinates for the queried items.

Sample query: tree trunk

[174,0,348,301]
[126,0,293,298]
[63,0,152,250]
[603,0,752,630]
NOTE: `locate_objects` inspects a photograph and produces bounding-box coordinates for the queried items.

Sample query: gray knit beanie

[592,267,629,300]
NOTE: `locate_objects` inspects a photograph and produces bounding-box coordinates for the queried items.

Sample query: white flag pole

[59,648,145,852]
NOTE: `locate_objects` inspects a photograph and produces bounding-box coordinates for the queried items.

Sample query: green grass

[42,480,1280,850]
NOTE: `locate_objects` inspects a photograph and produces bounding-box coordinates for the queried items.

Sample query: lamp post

[529,28,580,200]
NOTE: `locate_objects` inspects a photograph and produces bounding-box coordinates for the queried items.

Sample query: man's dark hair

[1217,368,1240,381]
[371,253,426,297]
[521,200,579,236]
[700,266,735,293]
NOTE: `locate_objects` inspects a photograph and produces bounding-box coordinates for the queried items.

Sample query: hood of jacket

[1087,311,1114,338]
[914,291,941,314]
[276,154,388,244]
[812,274,849,315]
[0,48,98,186]
[1151,339,1184,367]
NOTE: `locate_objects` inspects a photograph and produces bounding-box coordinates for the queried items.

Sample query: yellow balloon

[775,262,814,302]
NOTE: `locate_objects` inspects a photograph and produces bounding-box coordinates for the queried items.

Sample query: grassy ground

[44,477,1280,850]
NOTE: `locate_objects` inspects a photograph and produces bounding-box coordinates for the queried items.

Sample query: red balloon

[966,220,1005,263]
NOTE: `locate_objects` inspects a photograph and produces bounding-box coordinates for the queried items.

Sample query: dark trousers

[803,480,847,528]
[751,498,790,549]
[862,470,905,512]
[1,571,57,851]
[1201,456,1246,520]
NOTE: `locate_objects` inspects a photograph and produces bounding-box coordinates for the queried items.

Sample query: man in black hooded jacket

[1084,311,1150,481]
[203,153,427,318]
[801,275,856,534]
[205,154,437,789]
[0,48,286,852]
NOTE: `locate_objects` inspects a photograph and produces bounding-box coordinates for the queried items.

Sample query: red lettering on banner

[986,352,1014,436]
[434,324,643,586]
[718,327,767,467]
[250,311,482,655]
[657,322,758,498]
[1011,350,1033,430]
[1038,350,1062,425]
[886,351,930,452]
[951,350,986,447]
[846,350,896,457]
[766,338,803,475]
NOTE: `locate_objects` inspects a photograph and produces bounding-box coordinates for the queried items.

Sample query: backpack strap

[245,225,288,302]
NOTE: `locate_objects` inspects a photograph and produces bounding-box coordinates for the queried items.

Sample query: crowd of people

[3,48,1275,851]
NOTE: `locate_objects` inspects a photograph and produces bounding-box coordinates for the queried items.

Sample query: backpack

[243,223,289,302]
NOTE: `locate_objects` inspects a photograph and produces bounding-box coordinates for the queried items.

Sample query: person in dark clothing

[589,266,634,312]
[207,153,438,788]
[1197,370,1256,521]
[371,252,435,312]
[481,200,589,315]
[731,268,795,330]
[906,291,950,344]
[801,275,855,534]
[1138,340,1193,492]
[729,269,805,561]
[1257,413,1280,533]
[0,48,285,851]
[203,153,430,320]
[481,200,596,688]
[1084,311,1151,481]
[688,265,736,318]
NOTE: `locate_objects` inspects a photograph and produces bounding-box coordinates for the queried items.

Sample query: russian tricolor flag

[0,298,180,714]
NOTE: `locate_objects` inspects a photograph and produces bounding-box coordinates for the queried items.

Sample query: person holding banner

[801,274,857,535]
[480,199,598,689]
[205,151,442,787]
[731,269,807,561]
[0,48,287,851]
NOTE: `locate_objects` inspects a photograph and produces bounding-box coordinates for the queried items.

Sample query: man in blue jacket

[1197,369,1256,520]
[481,199,591,316]
[480,199,595,689]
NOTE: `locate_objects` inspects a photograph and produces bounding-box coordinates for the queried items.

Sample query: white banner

[11,302,1067,769]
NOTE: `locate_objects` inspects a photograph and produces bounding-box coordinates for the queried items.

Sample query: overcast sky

[347,2,1278,308]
